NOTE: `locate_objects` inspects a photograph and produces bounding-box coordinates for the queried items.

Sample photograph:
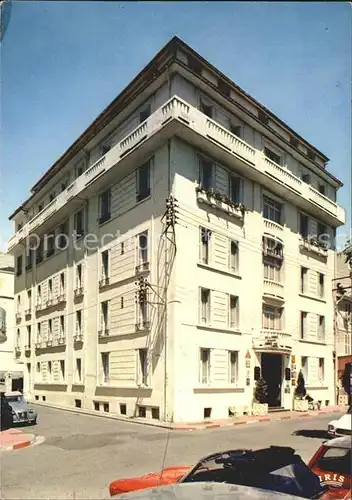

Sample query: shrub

[254,377,268,404]
[295,370,307,399]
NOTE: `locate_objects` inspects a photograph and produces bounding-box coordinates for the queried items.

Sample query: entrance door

[261,353,282,408]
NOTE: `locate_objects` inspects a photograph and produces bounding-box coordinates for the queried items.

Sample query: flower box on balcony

[195,187,246,220]
[299,238,328,257]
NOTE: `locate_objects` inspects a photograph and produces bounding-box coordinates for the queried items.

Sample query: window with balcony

[136,294,149,327]
[101,250,110,282]
[74,209,85,239]
[299,213,309,238]
[229,240,239,273]
[228,295,239,329]
[36,362,41,382]
[229,123,242,138]
[229,351,238,384]
[302,173,311,184]
[57,220,69,250]
[16,255,23,276]
[47,279,53,301]
[318,358,324,383]
[318,315,325,341]
[60,272,65,295]
[264,147,281,165]
[136,231,148,270]
[262,305,282,331]
[60,360,65,382]
[37,285,41,306]
[139,104,151,123]
[27,290,31,309]
[101,143,111,156]
[200,227,211,265]
[199,288,211,325]
[200,348,210,383]
[318,273,325,298]
[16,295,21,313]
[46,232,55,258]
[300,311,308,339]
[262,237,283,261]
[76,310,82,335]
[100,301,109,332]
[76,263,83,290]
[136,161,151,202]
[138,348,148,385]
[264,256,282,283]
[318,184,326,196]
[48,319,52,339]
[59,315,65,337]
[230,175,242,204]
[37,323,41,342]
[27,326,31,347]
[199,156,213,191]
[263,196,282,224]
[200,100,213,118]
[99,188,111,224]
[300,267,308,294]
[317,222,327,238]
[75,160,85,178]
[101,352,109,384]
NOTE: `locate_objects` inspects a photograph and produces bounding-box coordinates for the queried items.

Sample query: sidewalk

[33,400,346,432]
[0,428,36,451]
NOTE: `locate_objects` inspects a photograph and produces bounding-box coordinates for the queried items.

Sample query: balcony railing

[8,96,345,251]
[253,330,292,352]
[263,280,284,300]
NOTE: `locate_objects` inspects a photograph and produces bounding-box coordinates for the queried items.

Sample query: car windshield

[6,396,24,403]
[317,447,351,475]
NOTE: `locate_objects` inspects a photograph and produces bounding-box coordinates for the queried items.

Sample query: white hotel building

[8,37,345,422]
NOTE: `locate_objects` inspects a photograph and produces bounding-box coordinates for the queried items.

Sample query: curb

[31,401,346,432]
[0,434,36,452]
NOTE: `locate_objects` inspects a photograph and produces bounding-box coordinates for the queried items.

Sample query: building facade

[0,253,23,392]
[8,37,346,422]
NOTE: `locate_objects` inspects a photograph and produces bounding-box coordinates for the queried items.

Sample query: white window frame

[101,352,109,384]
[136,231,149,267]
[76,310,82,335]
[229,239,239,273]
[263,256,282,283]
[262,305,282,331]
[199,288,211,325]
[76,263,83,289]
[137,348,148,386]
[199,348,211,384]
[198,154,214,191]
[229,351,238,384]
[74,207,86,239]
[228,295,239,329]
[263,195,282,224]
[100,249,110,280]
[199,227,211,265]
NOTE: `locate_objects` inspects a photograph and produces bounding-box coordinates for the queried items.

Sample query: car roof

[4,391,22,396]
[324,436,351,449]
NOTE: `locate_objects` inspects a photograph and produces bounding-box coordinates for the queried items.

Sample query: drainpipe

[163,139,172,422]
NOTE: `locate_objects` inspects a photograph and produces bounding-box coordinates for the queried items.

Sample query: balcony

[263,280,284,302]
[196,188,245,220]
[299,237,328,258]
[253,330,292,353]
[99,277,110,289]
[73,333,83,343]
[135,262,150,274]
[57,293,66,304]
[98,329,109,338]
[74,287,84,299]
[263,219,284,237]
[7,96,345,252]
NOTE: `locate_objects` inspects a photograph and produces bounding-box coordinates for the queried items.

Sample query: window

[26,249,33,270]
[99,188,111,224]
[37,285,41,305]
[200,227,211,265]
[263,196,282,224]
[60,272,65,294]
[36,362,41,382]
[317,223,327,238]
[137,232,148,266]
[138,348,148,385]
[57,220,69,250]
[27,326,31,347]
[74,209,85,238]
[36,240,44,264]
[200,288,211,324]
[299,213,309,238]
[76,263,83,289]
[200,348,210,383]
[101,250,109,280]
[16,255,23,276]
[101,301,109,331]
[301,356,308,381]
[318,315,325,341]
[230,123,241,137]
[136,295,149,326]
[300,267,308,293]
[139,104,151,123]
[300,311,307,339]
[262,305,282,330]
[76,310,82,335]
[16,295,21,313]
[258,110,269,125]
[264,147,281,165]
[230,175,242,204]
[16,329,20,348]
[199,156,213,190]
[60,360,65,382]
[229,240,238,272]
[48,279,53,300]
[262,237,283,260]
[229,351,238,383]
[48,319,53,338]
[264,256,282,283]
[316,446,351,476]
[59,315,65,337]
[75,358,82,384]
[307,150,316,161]
[228,295,238,329]
[318,358,324,383]
[75,164,84,178]
[318,273,324,298]
[136,161,151,202]
[27,290,32,309]
[200,100,213,118]
[48,361,52,382]
[302,174,311,184]
[46,232,55,257]
[318,184,325,195]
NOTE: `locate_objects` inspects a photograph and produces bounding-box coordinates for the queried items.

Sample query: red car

[308,436,351,499]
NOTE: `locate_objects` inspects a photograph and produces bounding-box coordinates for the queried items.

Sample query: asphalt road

[0,406,340,500]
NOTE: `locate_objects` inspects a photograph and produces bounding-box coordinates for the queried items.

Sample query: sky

[1,2,351,251]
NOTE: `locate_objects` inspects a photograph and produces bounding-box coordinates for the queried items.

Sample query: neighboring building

[334,250,352,403]
[7,37,346,422]
[0,252,23,392]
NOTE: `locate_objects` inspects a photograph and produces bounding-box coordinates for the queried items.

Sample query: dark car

[0,391,13,430]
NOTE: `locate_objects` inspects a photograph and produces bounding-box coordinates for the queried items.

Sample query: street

[0,406,340,499]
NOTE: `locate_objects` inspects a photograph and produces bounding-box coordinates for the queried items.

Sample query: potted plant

[293,370,309,411]
[252,377,268,416]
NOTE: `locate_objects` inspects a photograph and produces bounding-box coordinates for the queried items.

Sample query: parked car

[327,406,351,438]
[109,446,339,498]
[0,391,13,430]
[308,436,351,498]
[4,391,37,425]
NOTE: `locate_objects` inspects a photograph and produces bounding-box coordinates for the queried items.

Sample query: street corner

[0,427,44,452]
